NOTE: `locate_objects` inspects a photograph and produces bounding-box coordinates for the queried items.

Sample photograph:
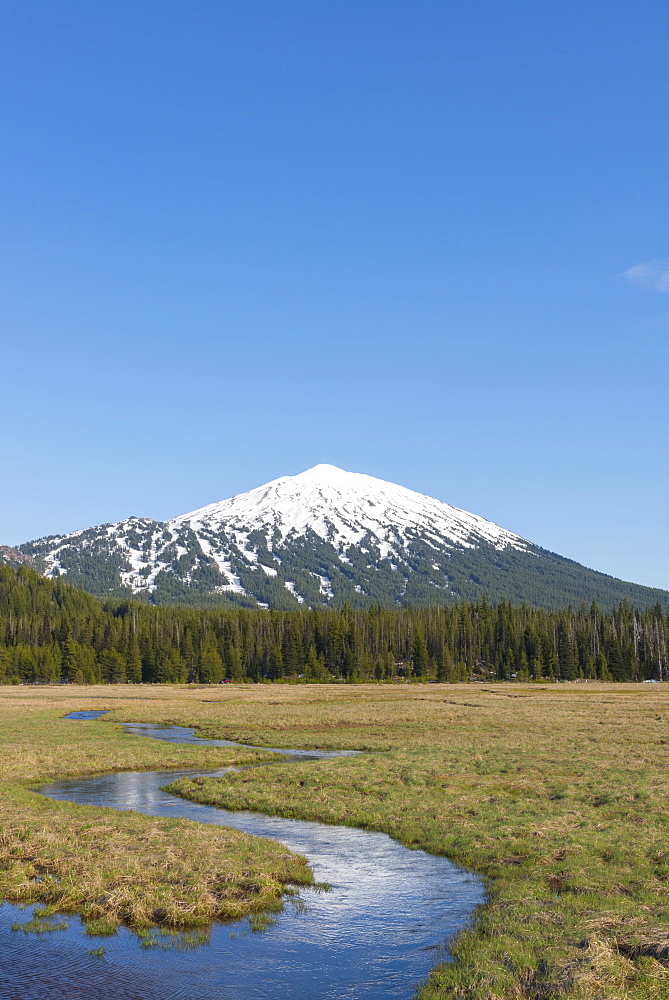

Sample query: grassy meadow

[1,682,669,998]
[158,681,669,1000]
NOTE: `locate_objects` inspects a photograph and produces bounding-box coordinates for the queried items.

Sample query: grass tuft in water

[83,917,121,937]
[248,912,277,933]
[11,905,68,934]
[136,927,212,950]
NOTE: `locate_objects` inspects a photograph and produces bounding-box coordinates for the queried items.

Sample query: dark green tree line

[1,566,668,685]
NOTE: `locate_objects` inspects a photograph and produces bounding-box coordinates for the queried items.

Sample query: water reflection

[0,717,484,1000]
[63,710,109,720]
[118,720,361,760]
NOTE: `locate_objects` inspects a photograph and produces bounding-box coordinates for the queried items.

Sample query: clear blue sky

[2,1,668,589]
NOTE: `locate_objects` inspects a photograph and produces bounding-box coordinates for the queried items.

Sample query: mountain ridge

[17,465,669,611]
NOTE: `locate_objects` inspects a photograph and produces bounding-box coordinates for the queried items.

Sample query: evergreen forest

[1,565,667,685]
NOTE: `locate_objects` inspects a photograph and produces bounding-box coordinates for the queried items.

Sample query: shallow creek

[0,712,484,1000]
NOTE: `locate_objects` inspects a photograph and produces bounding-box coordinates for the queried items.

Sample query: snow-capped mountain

[18,465,669,610]
[170,464,527,553]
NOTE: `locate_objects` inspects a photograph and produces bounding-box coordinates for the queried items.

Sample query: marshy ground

[0,689,311,930]
[1,682,669,998]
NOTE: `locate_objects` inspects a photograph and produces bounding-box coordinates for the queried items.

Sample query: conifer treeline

[1,565,667,684]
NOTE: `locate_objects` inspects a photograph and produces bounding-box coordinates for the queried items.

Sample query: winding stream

[0,712,484,1000]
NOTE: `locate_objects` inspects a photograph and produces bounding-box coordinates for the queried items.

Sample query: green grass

[0,686,312,932]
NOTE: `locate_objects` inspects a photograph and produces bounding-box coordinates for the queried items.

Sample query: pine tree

[198,641,224,683]
[268,644,283,680]
[412,632,429,678]
[437,645,453,683]
[595,651,611,681]
[98,649,126,684]
[227,645,244,682]
[305,644,329,682]
[342,647,355,681]
[517,648,530,681]
[154,644,185,683]
[125,636,143,684]
[34,645,61,682]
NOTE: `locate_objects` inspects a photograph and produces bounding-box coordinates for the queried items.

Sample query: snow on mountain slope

[172,464,527,558]
[19,465,543,608]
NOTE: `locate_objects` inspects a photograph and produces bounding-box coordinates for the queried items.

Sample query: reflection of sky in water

[3,721,484,999]
[63,714,361,760]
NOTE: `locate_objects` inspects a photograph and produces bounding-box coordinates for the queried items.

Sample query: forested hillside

[1,565,667,685]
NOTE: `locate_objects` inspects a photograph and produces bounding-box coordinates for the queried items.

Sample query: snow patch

[311,572,334,599]
[284,581,305,604]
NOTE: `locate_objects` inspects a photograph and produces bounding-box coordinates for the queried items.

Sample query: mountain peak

[264,463,361,490]
[264,463,375,490]
[295,463,348,478]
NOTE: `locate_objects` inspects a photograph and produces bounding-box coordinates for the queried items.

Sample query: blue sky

[2,0,668,589]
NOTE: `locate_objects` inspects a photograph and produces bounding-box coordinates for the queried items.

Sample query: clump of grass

[84,917,125,937]
[0,780,313,930]
[136,927,211,950]
[248,912,277,933]
[12,905,68,934]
